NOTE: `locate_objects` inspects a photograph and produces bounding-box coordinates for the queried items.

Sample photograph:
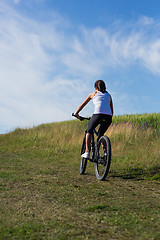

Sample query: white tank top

[93,91,112,115]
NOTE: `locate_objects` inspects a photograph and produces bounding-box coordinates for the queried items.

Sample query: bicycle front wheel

[94,136,111,180]
[80,137,87,175]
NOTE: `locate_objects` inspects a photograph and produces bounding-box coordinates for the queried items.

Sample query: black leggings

[87,114,112,140]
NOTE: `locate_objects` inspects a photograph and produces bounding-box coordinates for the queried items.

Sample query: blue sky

[0,0,160,133]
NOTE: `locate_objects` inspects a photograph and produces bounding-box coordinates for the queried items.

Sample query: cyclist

[74,80,113,159]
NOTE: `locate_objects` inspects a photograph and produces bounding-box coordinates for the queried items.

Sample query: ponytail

[94,80,106,93]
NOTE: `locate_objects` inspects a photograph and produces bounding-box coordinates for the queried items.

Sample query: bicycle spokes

[94,136,111,180]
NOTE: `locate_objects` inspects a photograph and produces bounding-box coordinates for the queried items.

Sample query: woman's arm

[110,97,114,116]
[74,92,96,119]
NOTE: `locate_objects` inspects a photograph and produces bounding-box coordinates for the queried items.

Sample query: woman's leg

[81,115,100,158]
[98,115,112,140]
[85,115,100,153]
[85,133,91,152]
[82,115,112,157]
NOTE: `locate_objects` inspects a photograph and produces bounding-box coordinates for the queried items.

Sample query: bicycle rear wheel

[80,137,87,175]
[94,136,111,180]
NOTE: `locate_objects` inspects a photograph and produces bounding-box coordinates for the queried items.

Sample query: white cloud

[138,16,155,25]
[0,3,160,133]
[14,0,20,4]
[108,26,160,75]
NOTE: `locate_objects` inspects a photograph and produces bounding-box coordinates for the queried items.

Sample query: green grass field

[0,113,160,240]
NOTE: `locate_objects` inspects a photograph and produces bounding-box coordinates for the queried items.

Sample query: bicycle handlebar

[72,113,91,121]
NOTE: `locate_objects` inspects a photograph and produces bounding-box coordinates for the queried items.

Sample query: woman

[75,80,113,158]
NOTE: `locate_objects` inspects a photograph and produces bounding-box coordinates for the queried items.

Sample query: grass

[0,113,160,239]
[113,113,160,135]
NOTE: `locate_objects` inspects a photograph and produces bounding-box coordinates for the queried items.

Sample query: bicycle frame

[83,128,99,163]
[72,113,111,180]
[72,113,99,162]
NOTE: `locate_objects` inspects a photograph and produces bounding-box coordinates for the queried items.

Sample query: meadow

[0,113,160,239]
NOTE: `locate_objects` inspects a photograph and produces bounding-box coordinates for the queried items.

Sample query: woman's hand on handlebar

[72,113,90,121]
[74,113,80,119]
[72,113,83,121]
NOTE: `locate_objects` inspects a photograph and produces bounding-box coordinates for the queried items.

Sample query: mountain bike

[72,113,111,181]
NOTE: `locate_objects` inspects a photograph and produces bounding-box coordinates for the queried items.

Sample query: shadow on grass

[78,166,160,182]
[110,166,160,181]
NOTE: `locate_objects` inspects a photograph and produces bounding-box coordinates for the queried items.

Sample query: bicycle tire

[94,136,111,180]
[80,137,87,175]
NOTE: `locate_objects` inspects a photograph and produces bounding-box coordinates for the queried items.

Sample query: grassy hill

[0,113,160,239]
